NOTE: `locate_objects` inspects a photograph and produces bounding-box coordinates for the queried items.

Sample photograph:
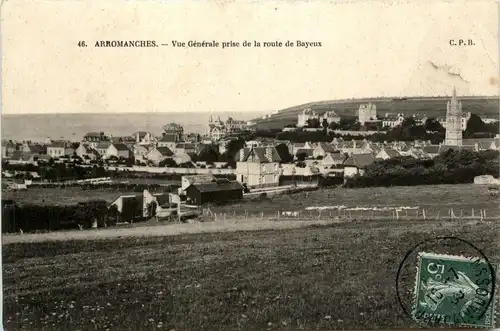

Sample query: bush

[2,200,109,233]
[346,150,499,188]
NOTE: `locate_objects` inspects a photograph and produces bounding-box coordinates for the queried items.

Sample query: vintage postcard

[1,0,499,330]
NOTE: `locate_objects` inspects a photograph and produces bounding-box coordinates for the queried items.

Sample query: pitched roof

[382,148,400,158]
[343,153,375,168]
[159,134,178,143]
[154,147,174,157]
[318,143,336,153]
[189,180,244,193]
[326,152,346,161]
[95,142,112,150]
[48,141,69,148]
[9,151,35,162]
[27,144,46,153]
[175,143,196,149]
[111,143,130,151]
[237,147,282,163]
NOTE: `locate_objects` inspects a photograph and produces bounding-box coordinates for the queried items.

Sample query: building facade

[207,116,246,141]
[358,103,377,125]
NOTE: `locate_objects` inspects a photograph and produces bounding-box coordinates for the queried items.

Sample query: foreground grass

[3,219,500,331]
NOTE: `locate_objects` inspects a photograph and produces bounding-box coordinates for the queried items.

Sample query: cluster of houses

[1,118,254,168]
[232,135,500,187]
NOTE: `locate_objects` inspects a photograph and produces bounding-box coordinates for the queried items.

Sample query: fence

[203,207,498,222]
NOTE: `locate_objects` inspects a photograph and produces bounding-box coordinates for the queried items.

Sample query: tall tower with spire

[444,85,463,146]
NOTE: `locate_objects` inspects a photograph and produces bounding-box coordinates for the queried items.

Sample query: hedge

[2,200,109,233]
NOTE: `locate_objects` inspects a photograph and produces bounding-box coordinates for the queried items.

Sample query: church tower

[444,86,463,146]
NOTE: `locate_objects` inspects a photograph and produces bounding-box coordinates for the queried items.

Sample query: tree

[224,138,246,167]
[198,146,220,163]
[424,118,445,132]
[306,118,321,128]
[159,158,177,167]
[328,121,339,130]
[296,152,308,162]
[465,114,486,136]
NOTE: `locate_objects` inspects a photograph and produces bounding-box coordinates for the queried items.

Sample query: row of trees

[345,149,499,187]
[257,114,498,144]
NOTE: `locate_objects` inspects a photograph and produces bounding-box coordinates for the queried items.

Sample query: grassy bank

[3,219,499,331]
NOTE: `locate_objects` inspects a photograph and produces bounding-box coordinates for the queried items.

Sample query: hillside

[250,96,499,130]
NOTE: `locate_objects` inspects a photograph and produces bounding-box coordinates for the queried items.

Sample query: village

[2,87,500,232]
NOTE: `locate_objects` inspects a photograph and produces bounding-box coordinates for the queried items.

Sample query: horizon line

[2,94,499,116]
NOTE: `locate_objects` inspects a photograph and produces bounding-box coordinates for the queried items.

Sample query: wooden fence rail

[207,208,498,222]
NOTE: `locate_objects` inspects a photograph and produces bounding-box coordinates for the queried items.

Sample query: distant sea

[1,111,264,142]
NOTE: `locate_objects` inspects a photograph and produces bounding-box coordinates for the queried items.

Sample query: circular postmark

[396,236,497,328]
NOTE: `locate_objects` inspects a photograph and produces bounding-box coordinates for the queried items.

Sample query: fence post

[480,210,484,221]
[416,209,419,219]
[261,212,264,219]
[318,210,321,219]
[277,211,280,220]
[484,210,487,218]
[472,208,475,218]
[396,209,399,220]
[423,209,426,220]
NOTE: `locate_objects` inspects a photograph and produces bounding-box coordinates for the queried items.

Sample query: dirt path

[2,218,337,244]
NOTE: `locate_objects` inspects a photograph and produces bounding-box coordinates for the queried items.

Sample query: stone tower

[444,86,463,146]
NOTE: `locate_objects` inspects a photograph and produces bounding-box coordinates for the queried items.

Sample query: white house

[106,143,131,159]
[235,146,282,187]
[47,141,74,158]
[145,147,174,165]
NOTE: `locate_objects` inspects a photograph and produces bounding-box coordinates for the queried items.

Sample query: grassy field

[3,218,500,331]
[250,96,499,130]
[211,184,500,219]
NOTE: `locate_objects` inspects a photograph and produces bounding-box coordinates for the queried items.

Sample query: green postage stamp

[412,252,497,328]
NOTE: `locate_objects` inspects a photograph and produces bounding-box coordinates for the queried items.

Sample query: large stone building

[443,86,463,146]
[207,116,246,141]
[297,109,340,128]
[235,146,282,188]
[358,103,377,125]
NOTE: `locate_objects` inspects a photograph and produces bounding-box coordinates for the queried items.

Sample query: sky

[1,0,498,115]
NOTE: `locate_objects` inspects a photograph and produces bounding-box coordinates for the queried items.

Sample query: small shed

[185,180,244,206]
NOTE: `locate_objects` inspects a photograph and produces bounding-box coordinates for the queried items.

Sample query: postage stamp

[412,252,497,328]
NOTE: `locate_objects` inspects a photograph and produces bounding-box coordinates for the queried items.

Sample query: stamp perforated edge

[411,251,498,329]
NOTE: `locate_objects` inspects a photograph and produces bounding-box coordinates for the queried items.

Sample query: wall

[333,130,379,136]
[106,165,235,175]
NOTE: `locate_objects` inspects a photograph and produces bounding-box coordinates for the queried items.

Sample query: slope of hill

[250,96,499,130]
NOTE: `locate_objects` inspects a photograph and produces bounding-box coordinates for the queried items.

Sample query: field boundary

[3,214,499,245]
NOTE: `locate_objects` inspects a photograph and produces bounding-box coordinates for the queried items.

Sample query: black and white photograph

[1,0,499,330]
